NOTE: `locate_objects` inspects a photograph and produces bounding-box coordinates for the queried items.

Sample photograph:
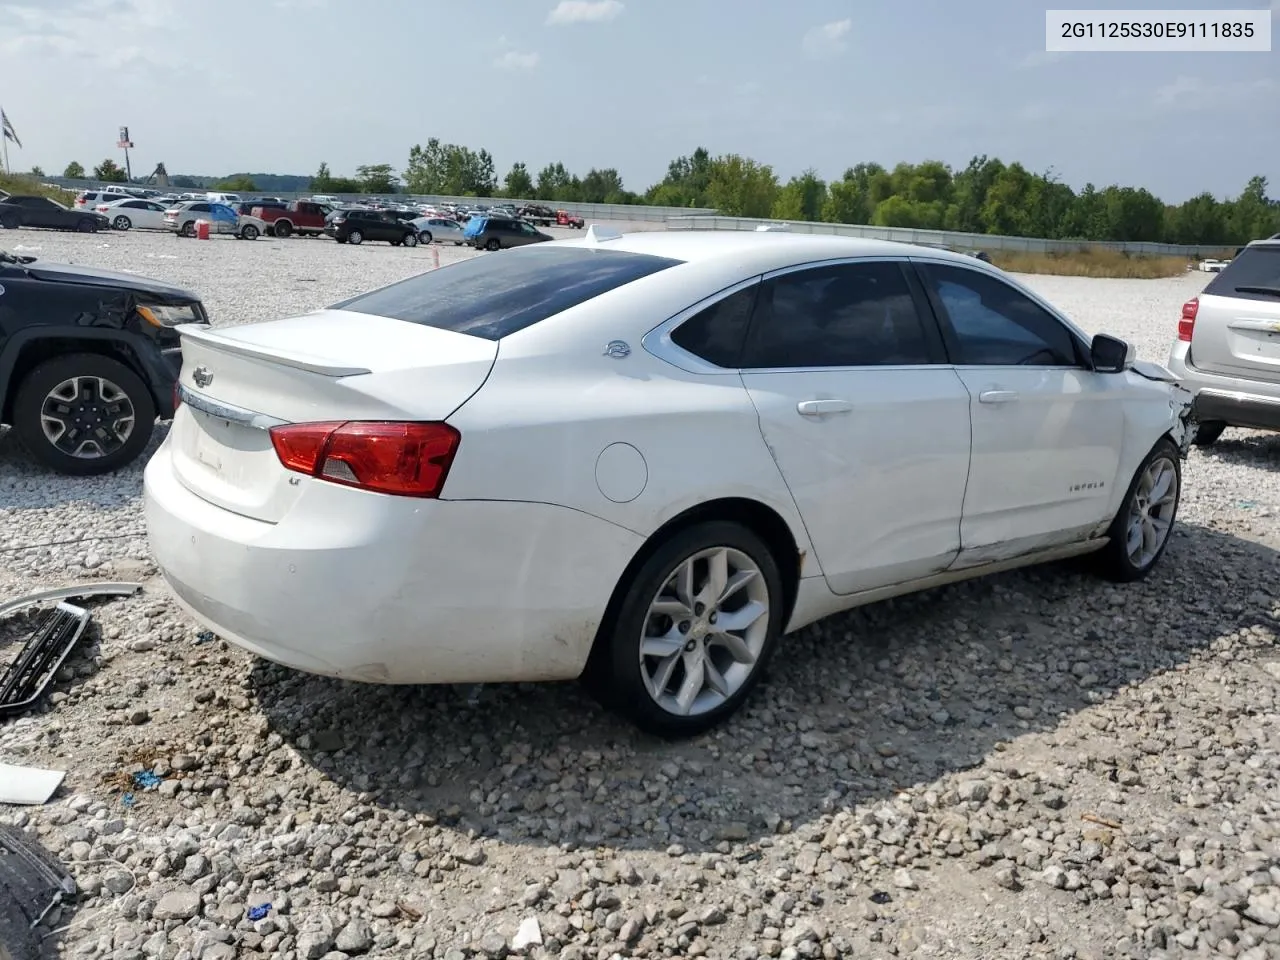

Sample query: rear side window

[671,285,759,368]
[1205,246,1280,302]
[333,247,683,340]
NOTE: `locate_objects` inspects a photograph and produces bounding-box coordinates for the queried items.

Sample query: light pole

[117,126,134,181]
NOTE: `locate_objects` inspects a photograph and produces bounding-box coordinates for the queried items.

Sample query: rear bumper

[1167,341,1280,431]
[143,439,644,685]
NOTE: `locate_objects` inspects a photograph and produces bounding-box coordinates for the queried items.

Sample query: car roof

[550,229,981,273]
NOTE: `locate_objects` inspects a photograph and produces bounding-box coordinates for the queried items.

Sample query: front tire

[241,224,260,240]
[485,238,500,251]
[11,353,156,476]
[1192,421,1226,447]
[585,521,784,738]
[77,218,97,233]
[0,213,18,229]
[402,231,418,247]
[1093,438,1181,582]
[112,215,132,230]
[348,229,364,245]
[274,220,292,238]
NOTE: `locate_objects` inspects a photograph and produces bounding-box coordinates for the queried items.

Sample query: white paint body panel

[143,231,1191,688]
[739,367,971,594]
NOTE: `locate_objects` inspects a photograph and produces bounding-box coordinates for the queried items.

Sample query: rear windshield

[332,246,684,340]
[1205,245,1280,302]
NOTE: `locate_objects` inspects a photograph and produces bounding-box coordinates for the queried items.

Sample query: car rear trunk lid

[168,309,497,522]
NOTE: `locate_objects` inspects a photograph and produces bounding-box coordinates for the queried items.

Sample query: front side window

[922,263,1080,366]
[742,261,934,369]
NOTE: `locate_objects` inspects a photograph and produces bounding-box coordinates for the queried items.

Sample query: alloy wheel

[639,546,770,717]
[39,376,136,459]
[1126,455,1178,568]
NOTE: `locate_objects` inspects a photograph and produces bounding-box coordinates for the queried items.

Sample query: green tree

[772,169,827,221]
[405,141,496,196]
[579,168,625,203]
[355,163,398,193]
[29,165,44,177]
[536,162,576,201]
[63,161,85,179]
[311,162,335,192]
[92,158,127,182]
[1166,192,1227,245]
[215,174,258,192]
[645,147,712,207]
[172,175,199,188]
[704,154,778,217]
[503,162,534,199]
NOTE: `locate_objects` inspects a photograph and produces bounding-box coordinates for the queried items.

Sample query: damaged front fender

[1168,382,1197,458]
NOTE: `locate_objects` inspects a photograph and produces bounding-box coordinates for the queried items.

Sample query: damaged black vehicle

[0,249,208,475]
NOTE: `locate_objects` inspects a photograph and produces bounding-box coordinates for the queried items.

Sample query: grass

[0,171,77,205]
[988,248,1194,279]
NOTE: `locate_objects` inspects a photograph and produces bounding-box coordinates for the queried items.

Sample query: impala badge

[603,340,630,359]
[192,365,213,388]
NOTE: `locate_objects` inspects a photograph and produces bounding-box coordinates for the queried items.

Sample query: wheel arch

[0,331,164,424]
[584,496,804,672]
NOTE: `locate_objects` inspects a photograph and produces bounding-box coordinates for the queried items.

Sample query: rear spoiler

[175,323,372,377]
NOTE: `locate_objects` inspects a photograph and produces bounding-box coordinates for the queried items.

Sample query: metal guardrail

[665,216,1232,258]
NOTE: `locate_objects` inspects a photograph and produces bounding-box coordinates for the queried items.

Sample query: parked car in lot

[0,247,208,474]
[96,197,172,231]
[253,200,332,237]
[323,208,418,246]
[1167,237,1280,445]
[0,195,110,233]
[409,215,465,245]
[143,230,1194,736]
[464,214,553,251]
[163,201,266,239]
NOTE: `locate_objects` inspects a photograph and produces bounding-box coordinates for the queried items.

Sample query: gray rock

[152,887,201,921]
[334,918,374,954]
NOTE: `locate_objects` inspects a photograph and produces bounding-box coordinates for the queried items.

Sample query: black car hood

[23,260,197,301]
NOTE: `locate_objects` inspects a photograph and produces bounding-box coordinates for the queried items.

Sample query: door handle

[978,390,1019,404]
[797,399,854,416]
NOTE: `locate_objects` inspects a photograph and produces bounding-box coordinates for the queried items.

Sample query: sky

[0,0,1276,203]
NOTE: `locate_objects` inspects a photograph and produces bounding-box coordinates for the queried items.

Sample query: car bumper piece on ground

[143,440,644,686]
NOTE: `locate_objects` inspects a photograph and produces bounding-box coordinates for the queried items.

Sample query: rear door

[738,258,972,595]
[1189,244,1280,384]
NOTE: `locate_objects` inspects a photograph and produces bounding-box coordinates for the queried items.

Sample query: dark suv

[0,248,209,474]
[465,216,553,251]
[324,209,419,247]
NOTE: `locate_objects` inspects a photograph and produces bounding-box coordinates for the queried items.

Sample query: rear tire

[419,231,432,244]
[180,221,195,237]
[241,224,260,240]
[402,232,418,247]
[1192,421,1226,447]
[77,218,97,233]
[11,353,156,476]
[485,238,500,251]
[1093,438,1181,583]
[274,220,292,238]
[583,521,785,738]
[348,229,364,245]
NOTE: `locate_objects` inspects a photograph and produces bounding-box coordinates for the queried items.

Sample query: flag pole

[1,106,8,174]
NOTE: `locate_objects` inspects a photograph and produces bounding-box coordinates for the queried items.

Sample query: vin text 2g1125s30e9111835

[143,229,1195,737]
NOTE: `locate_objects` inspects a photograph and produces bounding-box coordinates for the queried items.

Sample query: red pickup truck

[251,200,332,238]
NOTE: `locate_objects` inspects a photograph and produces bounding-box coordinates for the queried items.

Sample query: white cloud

[802,18,851,59]
[1153,74,1277,110]
[0,0,191,71]
[546,0,623,25]
[494,50,540,71]
[1017,49,1066,69]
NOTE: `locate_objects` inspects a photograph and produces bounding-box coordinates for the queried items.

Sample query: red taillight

[1178,297,1198,342]
[269,421,460,498]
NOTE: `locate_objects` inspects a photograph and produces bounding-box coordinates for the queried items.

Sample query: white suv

[1167,238,1280,446]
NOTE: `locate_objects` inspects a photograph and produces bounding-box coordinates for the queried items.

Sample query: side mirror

[1091,333,1135,373]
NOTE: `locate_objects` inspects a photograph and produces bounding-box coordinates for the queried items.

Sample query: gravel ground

[1,230,1278,960]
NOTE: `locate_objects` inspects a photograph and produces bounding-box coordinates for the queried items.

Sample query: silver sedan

[409,216,465,245]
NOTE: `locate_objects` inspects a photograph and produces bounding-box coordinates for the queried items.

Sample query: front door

[914,260,1125,564]
[738,259,973,595]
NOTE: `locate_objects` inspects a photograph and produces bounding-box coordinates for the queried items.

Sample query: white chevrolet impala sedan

[144,228,1195,736]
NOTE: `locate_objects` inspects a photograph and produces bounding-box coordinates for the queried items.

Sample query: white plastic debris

[512,916,542,950]
[0,763,66,805]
